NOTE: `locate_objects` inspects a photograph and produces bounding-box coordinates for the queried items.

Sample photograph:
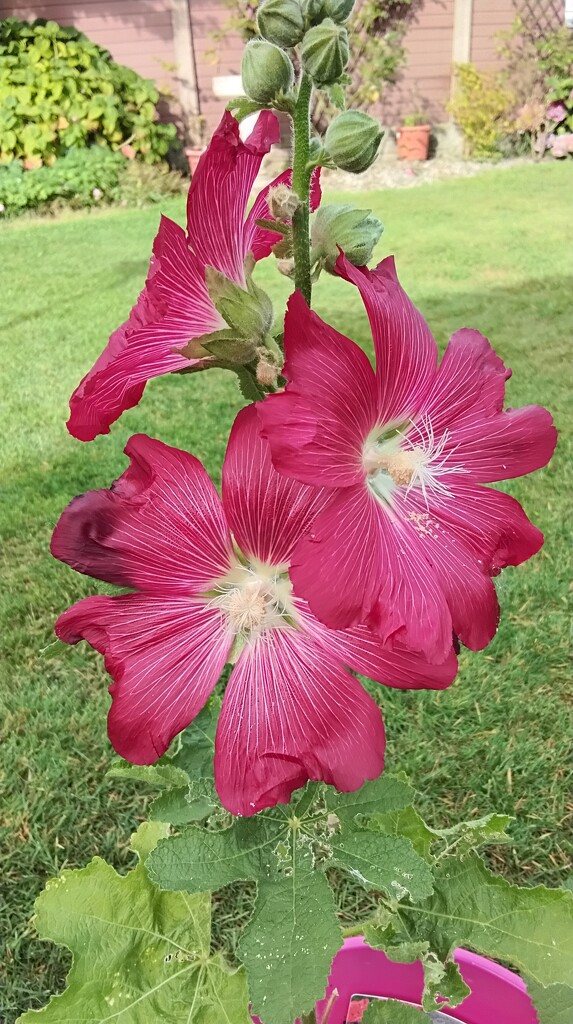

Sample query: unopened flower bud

[268,183,300,219]
[277,257,296,278]
[323,0,354,22]
[301,19,349,86]
[301,0,327,25]
[257,0,305,49]
[324,110,383,172]
[311,203,383,272]
[256,351,281,387]
[241,40,294,105]
[205,267,274,343]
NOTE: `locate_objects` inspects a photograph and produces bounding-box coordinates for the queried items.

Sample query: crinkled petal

[414,481,544,573]
[51,434,233,594]
[420,328,511,435]
[67,216,221,441]
[214,627,385,815]
[299,602,458,690]
[186,110,280,285]
[337,254,438,422]
[56,594,231,764]
[258,291,378,487]
[443,405,557,483]
[289,486,383,629]
[222,405,331,565]
[246,167,322,261]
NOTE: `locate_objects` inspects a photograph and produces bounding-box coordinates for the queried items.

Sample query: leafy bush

[448,63,515,159]
[0,147,186,216]
[0,17,177,165]
[498,19,573,158]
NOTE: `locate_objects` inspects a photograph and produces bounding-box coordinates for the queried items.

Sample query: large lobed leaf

[17,822,250,1024]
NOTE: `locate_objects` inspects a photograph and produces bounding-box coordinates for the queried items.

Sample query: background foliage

[0,17,176,166]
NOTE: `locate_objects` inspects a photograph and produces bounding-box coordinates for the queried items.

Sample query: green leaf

[149,783,215,825]
[402,853,573,987]
[362,999,430,1022]
[421,959,470,1012]
[172,698,219,782]
[525,978,573,1024]
[107,758,189,789]
[226,95,264,121]
[327,773,415,824]
[434,813,513,856]
[369,806,437,863]
[17,822,251,1023]
[328,829,434,902]
[148,818,277,893]
[238,847,341,1024]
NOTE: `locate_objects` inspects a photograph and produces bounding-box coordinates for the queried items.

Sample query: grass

[1,161,572,1021]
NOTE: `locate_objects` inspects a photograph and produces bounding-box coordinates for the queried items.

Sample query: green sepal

[226,96,265,121]
[205,265,274,344]
[106,759,189,789]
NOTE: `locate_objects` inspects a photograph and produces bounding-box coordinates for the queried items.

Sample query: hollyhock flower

[51,406,457,815]
[546,101,567,123]
[67,111,321,442]
[258,255,557,663]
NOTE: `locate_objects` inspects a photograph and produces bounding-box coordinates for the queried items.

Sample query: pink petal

[420,328,511,435]
[56,594,231,763]
[444,405,557,482]
[247,167,322,262]
[222,405,331,565]
[337,254,438,422]
[214,626,385,815]
[291,486,456,661]
[397,490,500,653]
[186,110,280,286]
[416,481,544,573]
[290,486,384,629]
[258,291,378,487]
[51,434,233,594]
[300,602,459,690]
[67,216,221,441]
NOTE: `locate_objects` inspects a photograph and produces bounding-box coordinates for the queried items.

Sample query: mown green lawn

[1,162,572,1021]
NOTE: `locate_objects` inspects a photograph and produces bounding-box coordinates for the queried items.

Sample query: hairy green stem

[291,72,313,306]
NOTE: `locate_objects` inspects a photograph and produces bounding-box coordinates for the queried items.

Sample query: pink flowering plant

[21,4,571,1024]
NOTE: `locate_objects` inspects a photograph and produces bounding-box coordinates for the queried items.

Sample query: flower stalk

[291,71,313,305]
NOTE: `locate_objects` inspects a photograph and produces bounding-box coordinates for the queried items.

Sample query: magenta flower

[67,111,321,442]
[546,101,567,123]
[258,256,557,663]
[51,406,457,815]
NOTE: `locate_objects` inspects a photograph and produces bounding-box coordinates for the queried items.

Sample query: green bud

[241,39,294,105]
[324,110,383,172]
[300,19,349,86]
[202,266,274,365]
[257,0,305,48]
[323,0,355,22]
[311,203,383,272]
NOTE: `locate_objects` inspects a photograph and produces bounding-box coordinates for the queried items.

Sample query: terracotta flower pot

[252,936,538,1023]
[396,124,431,161]
[184,146,205,176]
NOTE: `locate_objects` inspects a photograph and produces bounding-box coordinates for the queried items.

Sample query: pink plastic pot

[252,936,538,1024]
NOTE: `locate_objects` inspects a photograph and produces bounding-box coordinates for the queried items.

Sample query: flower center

[363,416,467,507]
[209,558,297,641]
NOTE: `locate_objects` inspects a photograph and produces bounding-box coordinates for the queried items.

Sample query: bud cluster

[241,0,355,107]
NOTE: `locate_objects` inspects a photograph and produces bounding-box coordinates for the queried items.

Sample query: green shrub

[448,63,515,159]
[0,147,186,216]
[0,17,177,165]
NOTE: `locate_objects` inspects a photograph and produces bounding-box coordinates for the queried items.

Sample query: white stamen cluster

[210,560,296,641]
[364,412,468,508]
